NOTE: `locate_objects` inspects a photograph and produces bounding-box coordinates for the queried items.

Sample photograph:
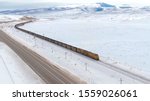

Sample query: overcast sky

[1,0,150,6]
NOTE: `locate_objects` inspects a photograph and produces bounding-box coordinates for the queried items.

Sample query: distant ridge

[97,2,115,7]
[0,2,116,15]
[0,2,149,15]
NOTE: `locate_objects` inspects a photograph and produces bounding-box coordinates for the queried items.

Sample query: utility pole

[42,34,44,48]
[120,78,123,84]
[65,52,67,59]
[33,35,36,47]
[85,63,88,71]
[51,48,53,53]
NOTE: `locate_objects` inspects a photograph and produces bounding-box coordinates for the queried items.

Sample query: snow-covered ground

[21,13,150,75]
[0,42,44,84]
[0,3,150,83]
[1,17,149,84]
[0,15,22,22]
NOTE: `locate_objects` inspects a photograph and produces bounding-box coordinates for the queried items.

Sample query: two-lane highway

[0,30,86,84]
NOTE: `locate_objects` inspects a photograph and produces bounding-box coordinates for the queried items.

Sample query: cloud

[0,0,149,6]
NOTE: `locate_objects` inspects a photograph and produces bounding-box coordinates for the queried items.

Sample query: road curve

[0,30,86,84]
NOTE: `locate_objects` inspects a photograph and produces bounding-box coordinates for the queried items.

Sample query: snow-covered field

[1,16,149,84]
[0,15,22,22]
[21,13,150,75]
[0,42,44,84]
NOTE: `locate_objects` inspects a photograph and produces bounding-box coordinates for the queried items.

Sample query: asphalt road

[0,30,86,84]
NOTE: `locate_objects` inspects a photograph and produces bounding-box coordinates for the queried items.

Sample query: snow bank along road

[0,30,85,84]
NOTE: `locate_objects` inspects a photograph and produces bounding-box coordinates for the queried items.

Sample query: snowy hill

[0,2,149,16]
[141,6,150,11]
[0,3,116,15]
[98,3,115,8]
[119,4,132,9]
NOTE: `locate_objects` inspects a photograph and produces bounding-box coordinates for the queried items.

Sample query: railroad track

[97,61,150,83]
[14,20,100,60]
[14,20,150,84]
[2,21,150,84]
